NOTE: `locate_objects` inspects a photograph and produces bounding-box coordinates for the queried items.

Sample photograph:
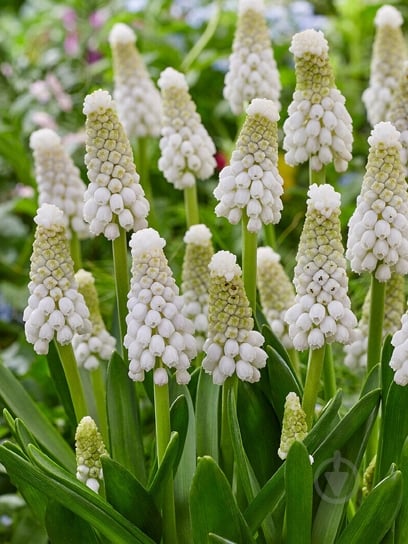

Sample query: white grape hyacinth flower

[83,89,149,240]
[390,313,408,386]
[75,416,107,494]
[124,228,197,385]
[346,122,408,282]
[158,67,216,189]
[23,204,91,355]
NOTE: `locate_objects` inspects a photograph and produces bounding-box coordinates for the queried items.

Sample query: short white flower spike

[363,5,407,126]
[124,228,197,385]
[158,68,216,190]
[278,392,308,460]
[30,128,90,239]
[283,29,353,172]
[83,89,149,240]
[109,23,161,138]
[285,184,357,351]
[214,98,283,233]
[346,122,408,282]
[23,204,91,355]
[203,250,267,385]
[75,416,108,494]
[223,0,281,115]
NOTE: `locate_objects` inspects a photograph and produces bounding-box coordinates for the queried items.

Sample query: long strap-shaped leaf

[395,437,408,542]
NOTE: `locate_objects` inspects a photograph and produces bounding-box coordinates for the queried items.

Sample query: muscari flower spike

[203,250,267,385]
[285,184,357,351]
[83,89,149,240]
[72,269,116,370]
[75,416,108,494]
[387,61,408,167]
[389,308,408,386]
[223,0,281,115]
[278,392,308,460]
[181,224,214,351]
[214,98,283,233]
[363,5,407,126]
[124,228,197,385]
[256,246,295,349]
[346,122,408,282]
[30,128,90,239]
[157,67,216,189]
[283,29,353,172]
[109,22,161,139]
[23,204,91,355]
[344,273,405,369]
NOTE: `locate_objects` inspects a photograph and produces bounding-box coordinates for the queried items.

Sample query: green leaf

[195,370,220,461]
[14,417,39,455]
[148,432,179,506]
[0,364,75,472]
[261,322,294,371]
[169,392,189,471]
[360,363,380,397]
[102,456,162,543]
[45,501,101,543]
[395,436,408,542]
[190,456,256,544]
[47,342,76,428]
[285,441,312,544]
[209,535,238,544]
[380,335,394,397]
[336,471,402,544]
[106,352,146,483]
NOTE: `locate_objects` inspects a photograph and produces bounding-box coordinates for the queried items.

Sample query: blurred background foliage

[0,0,407,539]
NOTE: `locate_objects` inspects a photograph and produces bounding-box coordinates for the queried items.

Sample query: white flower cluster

[158,67,216,189]
[203,251,267,385]
[363,5,407,126]
[387,61,408,168]
[181,224,213,351]
[109,23,161,139]
[223,0,281,115]
[283,29,353,172]
[75,416,107,494]
[390,313,408,386]
[346,122,408,282]
[285,184,357,351]
[29,128,90,239]
[83,89,149,240]
[72,269,116,370]
[124,228,197,385]
[23,204,91,355]
[256,246,295,349]
[214,98,283,232]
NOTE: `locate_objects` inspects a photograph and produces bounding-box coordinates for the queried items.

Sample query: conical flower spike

[23,204,91,355]
[214,98,283,233]
[109,23,161,139]
[224,0,281,115]
[181,224,214,351]
[29,128,90,239]
[72,269,116,370]
[203,250,267,385]
[285,184,357,351]
[346,122,408,282]
[83,89,149,240]
[256,246,295,349]
[278,392,308,460]
[387,61,408,167]
[75,416,108,494]
[124,228,197,385]
[363,5,407,126]
[283,29,353,172]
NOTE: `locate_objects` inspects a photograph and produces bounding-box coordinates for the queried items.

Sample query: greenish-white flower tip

[375,5,403,27]
[209,251,242,281]
[109,22,136,45]
[34,203,65,228]
[307,183,340,218]
[183,224,212,245]
[75,268,93,285]
[246,98,279,122]
[290,29,329,57]
[239,0,264,15]
[158,67,188,91]
[368,121,401,148]
[83,89,113,115]
[257,246,281,266]
[129,227,166,253]
[29,128,60,150]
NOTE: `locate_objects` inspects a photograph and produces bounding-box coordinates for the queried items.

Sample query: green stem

[184,184,200,227]
[90,366,108,446]
[112,226,129,356]
[309,164,326,186]
[302,346,326,429]
[323,344,337,401]
[154,372,177,544]
[242,213,258,314]
[366,274,386,373]
[263,223,276,249]
[220,376,237,483]
[70,231,82,271]
[287,348,301,381]
[55,342,88,423]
